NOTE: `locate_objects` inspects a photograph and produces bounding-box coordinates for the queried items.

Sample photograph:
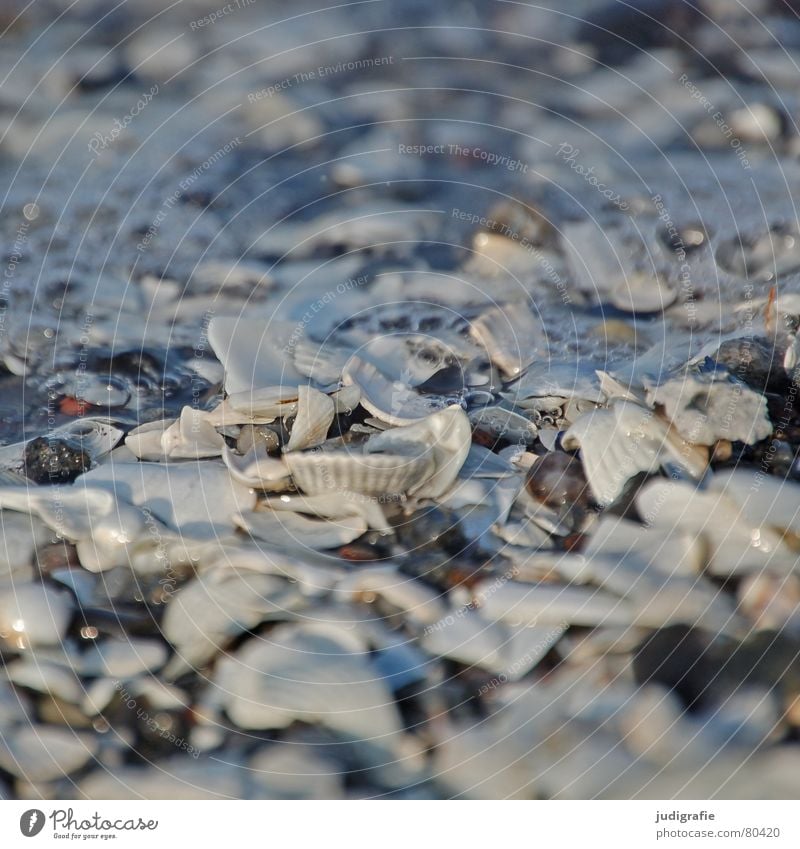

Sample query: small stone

[526,452,591,511]
[23,437,90,484]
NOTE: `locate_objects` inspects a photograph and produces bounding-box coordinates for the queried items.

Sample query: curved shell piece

[222,444,292,490]
[469,304,541,378]
[286,385,335,451]
[343,355,451,426]
[208,316,306,395]
[562,401,707,507]
[235,509,368,550]
[286,449,433,497]
[636,475,798,576]
[646,372,772,445]
[0,419,124,475]
[366,405,472,499]
[212,623,425,786]
[128,408,225,460]
[285,407,470,500]
[473,579,633,627]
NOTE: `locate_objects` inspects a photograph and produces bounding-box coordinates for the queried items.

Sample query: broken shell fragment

[562,401,707,507]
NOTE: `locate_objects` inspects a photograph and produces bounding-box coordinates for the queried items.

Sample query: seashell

[737,572,800,633]
[636,473,800,576]
[469,304,541,378]
[208,316,306,395]
[0,726,97,782]
[616,684,719,768]
[0,582,73,648]
[0,419,124,480]
[473,578,633,627]
[1,511,52,582]
[286,448,433,497]
[80,638,168,678]
[285,385,335,451]
[4,658,83,704]
[235,509,368,550]
[249,744,345,800]
[584,517,705,576]
[159,407,226,459]
[609,270,678,313]
[645,372,772,445]
[469,405,538,445]
[223,444,291,491]
[211,623,426,786]
[561,220,676,312]
[239,491,391,550]
[285,405,470,500]
[79,756,246,800]
[466,230,541,278]
[562,401,708,507]
[163,570,305,678]
[333,565,447,626]
[79,460,257,541]
[250,204,434,260]
[506,360,605,411]
[421,611,564,679]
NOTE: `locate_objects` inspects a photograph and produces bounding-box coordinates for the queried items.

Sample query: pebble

[0,726,97,781]
[0,583,72,648]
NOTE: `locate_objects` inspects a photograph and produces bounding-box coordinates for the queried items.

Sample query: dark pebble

[23,436,91,484]
[633,625,722,711]
[526,452,591,511]
[713,336,786,392]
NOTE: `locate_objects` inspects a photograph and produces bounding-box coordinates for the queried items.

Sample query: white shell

[208,316,306,395]
[473,578,633,627]
[79,459,257,540]
[469,304,541,378]
[646,372,772,445]
[0,583,73,647]
[285,448,433,496]
[222,444,291,490]
[0,727,97,781]
[422,612,564,679]
[81,638,168,678]
[285,385,335,451]
[637,474,798,576]
[211,623,426,785]
[163,570,304,678]
[0,419,124,475]
[333,566,447,626]
[562,401,707,506]
[284,406,470,499]
[235,509,367,550]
